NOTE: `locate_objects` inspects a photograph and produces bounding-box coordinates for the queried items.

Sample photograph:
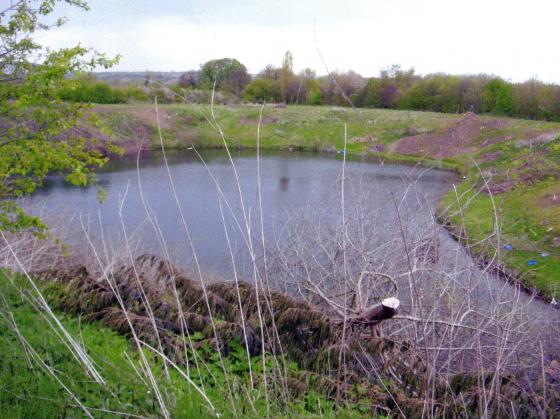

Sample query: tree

[537,84,560,121]
[381,85,399,108]
[279,51,294,103]
[380,65,416,91]
[0,0,119,233]
[513,78,542,119]
[243,78,280,103]
[258,64,282,81]
[294,67,319,105]
[199,58,250,98]
[178,70,200,89]
[320,70,365,106]
[457,76,487,113]
[482,78,514,115]
[363,78,383,108]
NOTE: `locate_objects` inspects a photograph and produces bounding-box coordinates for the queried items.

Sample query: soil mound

[394,112,508,158]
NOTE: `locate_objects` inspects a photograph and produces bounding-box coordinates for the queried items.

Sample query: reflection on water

[24,149,457,277]
[279,176,289,192]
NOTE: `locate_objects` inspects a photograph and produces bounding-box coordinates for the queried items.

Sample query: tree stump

[347,297,400,337]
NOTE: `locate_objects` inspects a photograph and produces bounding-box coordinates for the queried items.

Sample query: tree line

[178,53,560,121]
[63,52,560,122]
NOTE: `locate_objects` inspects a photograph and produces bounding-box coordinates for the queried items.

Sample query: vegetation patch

[0,270,382,417]
[21,255,556,416]
[440,176,560,299]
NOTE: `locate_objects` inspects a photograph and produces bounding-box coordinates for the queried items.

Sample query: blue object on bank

[504,244,512,251]
[527,259,538,266]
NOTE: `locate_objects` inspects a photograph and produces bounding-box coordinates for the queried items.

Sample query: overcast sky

[36,0,560,82]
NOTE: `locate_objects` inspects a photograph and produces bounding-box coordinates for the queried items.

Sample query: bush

[307,88,322,105]
[200,58,250,98]
[121,85,149,102]
[243,78,281,103]
[59,79,127,104]
[482,78,515,115]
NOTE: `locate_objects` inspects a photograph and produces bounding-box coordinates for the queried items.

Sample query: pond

[26,149,457,277]
[20,149,560,371]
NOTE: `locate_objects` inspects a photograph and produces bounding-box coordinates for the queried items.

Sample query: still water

[21,149,560,371]
[25,150,457,277]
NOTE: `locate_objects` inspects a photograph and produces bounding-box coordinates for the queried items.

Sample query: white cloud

[34,0,560,82]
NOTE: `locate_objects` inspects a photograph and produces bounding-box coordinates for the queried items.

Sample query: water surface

[27,150,456,277]
[21,149,560,374]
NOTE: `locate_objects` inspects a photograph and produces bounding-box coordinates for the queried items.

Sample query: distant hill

[92,71,183,86]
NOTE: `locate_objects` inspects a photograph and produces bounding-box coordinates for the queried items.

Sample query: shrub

[59,79,127,104]
[244,78,281,103]
[307,87,322,105]
[482,78,515,115]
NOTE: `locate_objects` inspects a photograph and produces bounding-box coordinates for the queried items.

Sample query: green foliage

[0,0,119,233]
[58,77,127,103]
[180,57,560,120]
[121,84,149,101]
[307,87,322,105]
[168,53,560,119]
[243,78,281,103]
[0,202,46,236]
[482,78,515,115]
[199,58,250,98]
[398,81,432,110]
[399,74,463,113]
[363,78,384,108]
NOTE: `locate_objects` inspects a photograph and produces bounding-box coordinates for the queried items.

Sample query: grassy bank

[0,271,367,418]
[440,140,560,299]
[96,103,463,164]
[95,103,560,299]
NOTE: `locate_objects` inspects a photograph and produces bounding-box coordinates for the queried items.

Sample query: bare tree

[178,70,200,89]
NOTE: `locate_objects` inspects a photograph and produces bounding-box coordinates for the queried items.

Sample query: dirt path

[392,112,509,158]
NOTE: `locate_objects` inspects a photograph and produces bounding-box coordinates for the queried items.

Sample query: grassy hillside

[94,103,560,299]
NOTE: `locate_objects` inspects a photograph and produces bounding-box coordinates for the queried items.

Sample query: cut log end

[382,297,400,310]
[347,297,400,336]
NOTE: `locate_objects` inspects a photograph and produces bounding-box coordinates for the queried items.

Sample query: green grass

[96,103,560,155]
[441,177,560,299]
[0,271,372,418]
[97,104,460,154]
[96,103,560,298]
